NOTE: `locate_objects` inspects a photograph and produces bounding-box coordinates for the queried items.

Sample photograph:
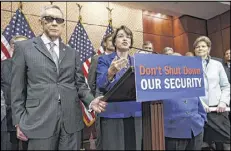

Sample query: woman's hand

[216,102,227,113]
[108,56,128,80]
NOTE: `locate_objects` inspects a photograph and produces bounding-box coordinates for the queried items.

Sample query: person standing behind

[185,51,194,57]
[163,97,207,150]
[223,49,230,83]
[1,35,28,150]
[87,33,115,150]
[1,89,8,150]
[162,47,174,55]
[193,36,230,150]
[88,33,115,96]
[96,25,142,150]
[137,41,154,54]
[10,5,107,150]
[223,49,231,123]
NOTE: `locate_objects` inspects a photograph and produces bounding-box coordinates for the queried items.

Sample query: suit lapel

[59,41,67,65]
[109,52,117,62]
[33,37,54,62]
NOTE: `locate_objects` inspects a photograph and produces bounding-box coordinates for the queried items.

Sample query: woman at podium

[96,25,142,150]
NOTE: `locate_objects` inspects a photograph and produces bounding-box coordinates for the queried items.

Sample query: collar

[202,55,211,65]
[227,62,230,68]
[41,33,59,47]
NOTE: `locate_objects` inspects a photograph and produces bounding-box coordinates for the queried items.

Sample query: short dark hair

[112,25,133,48]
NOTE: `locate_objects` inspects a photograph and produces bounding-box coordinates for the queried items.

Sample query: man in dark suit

[223,49,230,83]
[87,33,115,150]
[11,5,107,150]
[1,35,28,150]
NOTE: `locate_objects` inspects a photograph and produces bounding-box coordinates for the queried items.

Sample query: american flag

[1,9,35,61]
[97,23,114,55]
[68,21,96,127]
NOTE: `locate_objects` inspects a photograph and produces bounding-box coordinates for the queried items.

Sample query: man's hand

[16,125,28,141]
[90,96,108,113]
[216,102,227,113]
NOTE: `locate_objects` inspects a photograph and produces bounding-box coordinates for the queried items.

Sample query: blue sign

[134,54,205,102]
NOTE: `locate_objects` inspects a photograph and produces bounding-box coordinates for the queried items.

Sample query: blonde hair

[193,36,211,49]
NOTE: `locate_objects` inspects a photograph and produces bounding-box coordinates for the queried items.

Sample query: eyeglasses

[43,16,64,24]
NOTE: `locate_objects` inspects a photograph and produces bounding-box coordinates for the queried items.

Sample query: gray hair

[142,41,153,47]
[162,47,174,54]
[10,35,28,45]
[40,5,64,18]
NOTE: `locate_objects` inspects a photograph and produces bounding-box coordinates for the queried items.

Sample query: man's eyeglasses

[43,16,64,24]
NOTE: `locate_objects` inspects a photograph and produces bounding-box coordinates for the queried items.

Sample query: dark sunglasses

[43,16,64,24]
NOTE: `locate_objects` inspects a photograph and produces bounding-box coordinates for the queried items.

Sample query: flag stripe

[1,41,11,58]
[68,21,96,127]
[1,34,11,52]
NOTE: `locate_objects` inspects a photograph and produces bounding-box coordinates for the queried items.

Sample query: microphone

[131,46,159,54]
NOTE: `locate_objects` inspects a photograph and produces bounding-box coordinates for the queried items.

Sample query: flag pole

[106,7,113,26]
[75,4,85,150]
[76,3,83,23]
[18,2,23,12]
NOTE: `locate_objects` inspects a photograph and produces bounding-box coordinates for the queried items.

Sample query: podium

[103,67,165,150]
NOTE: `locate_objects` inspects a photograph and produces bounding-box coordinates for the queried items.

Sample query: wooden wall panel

[222,27,230,53]
[143,10,172,20]
[220,10,230,29]
[185,16,207,35]
[207,16,221,34]
[143,33,173,53]
[187,33,202,52]
[173,17,186,37]
[208,31,223,58]
[207,10,230,58]
[143,14,173,36]
[173,33,189,55]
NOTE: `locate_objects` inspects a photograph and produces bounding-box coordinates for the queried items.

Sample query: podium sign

[134,54,205,102]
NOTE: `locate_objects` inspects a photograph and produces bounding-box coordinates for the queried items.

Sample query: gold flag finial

[106,7,113,25]
[76,3,83,23]
[18,2,23,12]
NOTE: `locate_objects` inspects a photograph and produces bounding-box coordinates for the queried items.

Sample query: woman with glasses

[96,25,142,150]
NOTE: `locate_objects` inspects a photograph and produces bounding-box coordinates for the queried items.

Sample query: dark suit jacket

[211,57,223,63]
[11,36,94,139]
[223,62,230,83]
[87,54,103,97]
[1,59,12,107]
[1,59,15,131]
